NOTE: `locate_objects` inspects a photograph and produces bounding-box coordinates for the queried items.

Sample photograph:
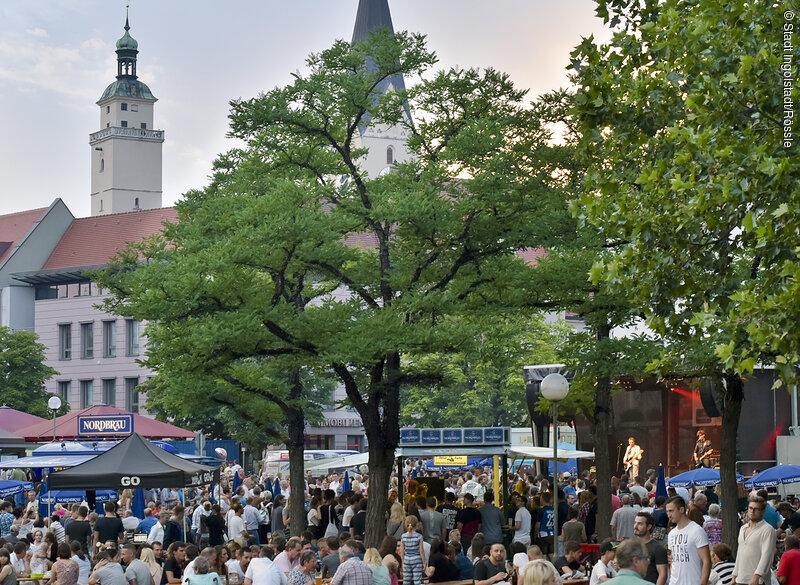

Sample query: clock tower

[89,14,164,216]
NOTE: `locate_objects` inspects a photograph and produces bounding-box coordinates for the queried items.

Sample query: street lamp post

[46,395,62,520]
[47,395,62,443]
[540,373,569,559]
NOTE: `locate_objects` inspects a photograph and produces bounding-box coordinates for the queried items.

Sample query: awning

[0,455,97,469]
[506,446,595,460]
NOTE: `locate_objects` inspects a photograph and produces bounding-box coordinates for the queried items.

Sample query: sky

[0,1,611,218]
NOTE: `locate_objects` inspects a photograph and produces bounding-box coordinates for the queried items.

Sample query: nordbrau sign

[77,414,134,437]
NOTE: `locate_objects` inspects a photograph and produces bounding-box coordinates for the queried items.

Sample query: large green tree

[0,327,59,417]
[570,0,798,548]
[101,30,579,545]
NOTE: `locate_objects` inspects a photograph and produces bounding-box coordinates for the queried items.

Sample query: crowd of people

[1,460,800,585]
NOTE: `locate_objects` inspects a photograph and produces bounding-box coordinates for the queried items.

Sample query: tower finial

[125,3,130,31]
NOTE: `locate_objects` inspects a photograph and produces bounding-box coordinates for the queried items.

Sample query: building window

[125,319,140,356]
[387,146,394,164]
[140,122,146,129]
[58,324,71,360]
[106,122,110,128]
[106,105,110,114]
[57,381,71,405]
[305,435,333,450]
[80,380,93,408]
[131,103,138,112]
[103,320,116,358]
[347,435,364,451]
[125,378,139,413]
[102,378,116,406]
[134,197,139,209]
[121,103,128,111]
[100,158,104,173]
[121,121,128,128]
[80,322,93,358]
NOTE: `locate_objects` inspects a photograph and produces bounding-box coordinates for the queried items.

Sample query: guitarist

[693,429,713,468]
[623,436,643,478]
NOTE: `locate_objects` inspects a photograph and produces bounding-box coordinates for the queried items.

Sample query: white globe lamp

[540,372,569,557]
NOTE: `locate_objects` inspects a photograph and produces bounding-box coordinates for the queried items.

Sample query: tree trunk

[364,438,395,548]
[287,369,307,538]
[593,324,613,541]
[720,372,743,554]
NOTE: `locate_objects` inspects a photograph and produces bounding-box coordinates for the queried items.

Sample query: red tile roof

[0,207,48,264]
[42,207,178,270]
[14,405,195,441]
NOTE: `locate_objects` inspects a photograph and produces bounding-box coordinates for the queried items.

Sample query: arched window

[387,146,394,165]
[100,158,105,172]
[134,197,140,210]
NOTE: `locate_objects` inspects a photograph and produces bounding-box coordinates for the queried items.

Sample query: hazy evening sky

[0,1,611,217]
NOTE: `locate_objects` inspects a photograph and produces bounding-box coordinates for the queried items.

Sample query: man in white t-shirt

[244,548,287,585]
[666,496,711,585]
[513,495,532,546]
[589,540,617,585]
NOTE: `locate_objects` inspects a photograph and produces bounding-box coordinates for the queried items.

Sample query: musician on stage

[623,436,643,479]
[694,430,713,468]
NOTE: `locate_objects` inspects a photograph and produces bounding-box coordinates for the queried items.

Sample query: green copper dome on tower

[98,12,156,103]
[116,15,138,50]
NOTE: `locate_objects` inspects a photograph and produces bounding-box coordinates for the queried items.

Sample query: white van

[262,449,358,477]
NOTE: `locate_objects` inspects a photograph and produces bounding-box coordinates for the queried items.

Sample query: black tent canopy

[49,433,219,490]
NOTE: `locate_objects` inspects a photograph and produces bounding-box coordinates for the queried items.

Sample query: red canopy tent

[0,405,48,433]
[15,405,195,441]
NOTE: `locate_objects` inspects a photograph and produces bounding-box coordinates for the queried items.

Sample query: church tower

[351,0,413,178]
[89,14,164,216]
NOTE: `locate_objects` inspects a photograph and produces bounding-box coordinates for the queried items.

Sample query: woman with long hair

[466,533,486,563]
[140,547,163,585]
[0,549,17,585]
[44,532,58,566]
[318,490,338,538]
[69,541,90,585]
[386,503,405,538]
[378,535,401,568]
[424,540,459,583]
[364,548,391,585]
[49,543,78,585]
[212,546,229,585]
[306,496,321,540]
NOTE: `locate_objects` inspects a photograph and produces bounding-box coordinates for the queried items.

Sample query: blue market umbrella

[0,479,33,499]
[151,441,178,453]
[656,464,668,499]
[39,489,117,517]
[744,464,800,489]
[342,470,351,492]
[233,469,242,492]
[667,467,743,488]
[132,488,146,520]
[272,478,281,497]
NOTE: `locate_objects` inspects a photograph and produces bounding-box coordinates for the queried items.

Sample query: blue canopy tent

[744,464,800,489]
[0,479,33,498]
[667,467,743,488]
[39,489,118,517]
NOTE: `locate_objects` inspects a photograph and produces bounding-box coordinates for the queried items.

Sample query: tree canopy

[0,327,59,417]
[570,0,798,548]
[98,29,582,546]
